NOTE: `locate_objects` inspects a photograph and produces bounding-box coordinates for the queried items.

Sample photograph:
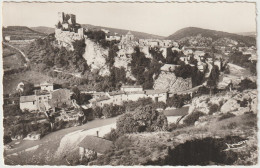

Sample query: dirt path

[3,42,29,63]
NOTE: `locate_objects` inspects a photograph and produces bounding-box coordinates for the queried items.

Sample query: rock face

[188,89,257,115]
[83,38,110,76]
[153,71,192,92]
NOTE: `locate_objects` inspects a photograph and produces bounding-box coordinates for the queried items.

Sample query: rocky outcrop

[188,89,257,115]
[153,71,192,92]
[83,38,110,76]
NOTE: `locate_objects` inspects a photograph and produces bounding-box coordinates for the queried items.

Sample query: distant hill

[81,24,165,40]
[166,27,256,46]
[3,26,46,40]
[30,26,55,35]
[30,24,165,40]
[236,32,256,38]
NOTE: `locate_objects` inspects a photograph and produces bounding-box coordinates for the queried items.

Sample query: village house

[145,89,168,103]
[194,50,205,61]
[105,32,121,41]
[20,95,38,111]
[40,82,54,92]
[91,86,169,107]
[78,136,113,161]
[120,85,143,92]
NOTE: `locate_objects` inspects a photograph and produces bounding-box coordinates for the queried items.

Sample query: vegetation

[166,94,191,108]
[207,65,220,95]
[183,111,205,126]
[26,35,89,74]
[116,105,168,135]
[218,112,236,121]
[208,103,220,115]
[237,78,257,92]
[130,46,163,89]
[229,52,256,75]
[174,63,205,87]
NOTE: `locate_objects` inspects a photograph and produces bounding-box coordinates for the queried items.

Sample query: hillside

[3,26,46,40]
[237,32,256,38]
[29,24,165,40]
[166,27,256,46]
[30,26,55,35]
[81,24,165,40]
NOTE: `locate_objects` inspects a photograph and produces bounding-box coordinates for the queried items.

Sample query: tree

[207,65,220,95]
[166,48,180,64]
[116,105,168,135]
[22,83,35,96]
[174,64,193,79]
[71,86,81,103]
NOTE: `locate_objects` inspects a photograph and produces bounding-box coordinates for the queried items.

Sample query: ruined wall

[55,29,83,50]
[153,71,192,92]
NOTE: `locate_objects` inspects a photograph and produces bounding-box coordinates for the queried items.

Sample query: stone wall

[153,71,192,92]
[55,29,83,50]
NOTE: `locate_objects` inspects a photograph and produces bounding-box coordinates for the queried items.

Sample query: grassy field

[2,45,26,71]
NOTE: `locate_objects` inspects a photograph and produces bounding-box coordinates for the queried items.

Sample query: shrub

[209,104,219,115]
[116,105,168,135]
[4,135,12,145]
[103,128,119,142]
[183,111,205,126]
[218,112,236,121]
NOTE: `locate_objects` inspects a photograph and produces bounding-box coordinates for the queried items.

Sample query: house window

[33,101,35,105]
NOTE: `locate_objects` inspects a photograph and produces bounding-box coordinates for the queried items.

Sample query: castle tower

[58,12,64,23]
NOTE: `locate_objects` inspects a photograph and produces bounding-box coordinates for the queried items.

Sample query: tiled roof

[78,136,113,154]
[126,91,145,95]
[20,95,36,103]
[145,89,168,95]
[108,91,125,96]
[96,96,110,102]
[121,85,142,88]
[40,81,53,86]
[163,106,189,116]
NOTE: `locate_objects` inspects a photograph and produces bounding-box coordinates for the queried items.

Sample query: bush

[103,128,120,142]
[209,104,219,115]
[238,78,257,92]
[4,135,12,145]
[116,105,168,135]
[218,112,236,121]
[183,111,205,126]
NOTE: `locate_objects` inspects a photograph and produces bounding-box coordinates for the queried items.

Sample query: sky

[2,2,256,37]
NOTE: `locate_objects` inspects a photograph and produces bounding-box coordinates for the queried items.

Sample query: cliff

[153,71,192,92]
[83,38,110,76]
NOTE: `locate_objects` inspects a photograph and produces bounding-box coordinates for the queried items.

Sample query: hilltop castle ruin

[55,12,85,49]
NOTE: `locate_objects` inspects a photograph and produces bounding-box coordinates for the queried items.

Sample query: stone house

[78,136,113,160]
[20,95,38,111]
[49,88,72,109]
[145,89,168,103]
[40,82,54,92]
